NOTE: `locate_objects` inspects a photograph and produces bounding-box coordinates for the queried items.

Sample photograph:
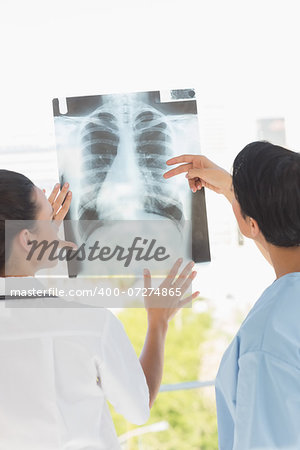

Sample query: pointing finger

[166,155,195,165]
[163,163,192,179]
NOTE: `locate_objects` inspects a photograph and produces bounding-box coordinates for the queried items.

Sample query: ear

[248,217,260,239]
[17,229,34,253]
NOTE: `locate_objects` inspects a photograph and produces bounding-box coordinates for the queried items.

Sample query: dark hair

[232,141,300,247]
[0,170,38,275]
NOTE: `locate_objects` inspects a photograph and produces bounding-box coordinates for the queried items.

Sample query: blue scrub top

[215,272,300,450]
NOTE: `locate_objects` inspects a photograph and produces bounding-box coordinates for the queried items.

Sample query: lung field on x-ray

[53,90,211,266]
[76,97,183,240]
[133,108,183,226]
[77,109,119,238]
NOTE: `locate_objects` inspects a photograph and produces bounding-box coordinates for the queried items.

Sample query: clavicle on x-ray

[52,89,210,279]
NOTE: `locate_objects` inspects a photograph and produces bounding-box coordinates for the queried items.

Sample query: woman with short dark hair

[165,141,300,450]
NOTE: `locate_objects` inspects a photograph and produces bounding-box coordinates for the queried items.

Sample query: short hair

[0,170,38,275]
[232,141,300,247]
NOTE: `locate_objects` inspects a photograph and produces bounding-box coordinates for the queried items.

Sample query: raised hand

[163,154,233,202]
[140,258,199,407]
[44,183,77,250]
[143,258,199,326]
[47,182,72,224]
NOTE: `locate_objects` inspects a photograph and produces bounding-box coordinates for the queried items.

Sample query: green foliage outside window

[110,304,219,449]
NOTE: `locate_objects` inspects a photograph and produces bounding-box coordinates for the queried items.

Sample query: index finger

[166,154,195,165]
[163,163,192,179]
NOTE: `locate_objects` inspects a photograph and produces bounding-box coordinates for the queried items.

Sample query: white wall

[0,0,297,305]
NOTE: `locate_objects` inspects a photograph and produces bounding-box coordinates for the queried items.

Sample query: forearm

[139,320,168,408]
[223,187,234,203]
[222,173,234,204]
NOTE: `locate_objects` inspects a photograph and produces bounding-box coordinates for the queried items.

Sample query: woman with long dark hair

[0,169,198,450]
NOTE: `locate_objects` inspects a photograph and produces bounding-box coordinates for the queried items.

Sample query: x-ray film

[52,89,210,278]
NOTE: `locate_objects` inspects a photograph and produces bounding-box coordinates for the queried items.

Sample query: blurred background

[0,0,299,447]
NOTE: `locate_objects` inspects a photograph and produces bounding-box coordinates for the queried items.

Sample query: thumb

[143,268,151,289]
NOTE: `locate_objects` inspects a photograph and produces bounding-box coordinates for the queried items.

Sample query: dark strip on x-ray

[191,189,210,262]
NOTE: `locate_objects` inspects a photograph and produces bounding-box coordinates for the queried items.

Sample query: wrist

[223,188,234,203]
[222,173,233,202]
[147,316,169,334]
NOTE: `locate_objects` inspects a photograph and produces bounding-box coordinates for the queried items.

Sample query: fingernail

[178,258,183,263]
[68,191,72,196]
[190,261,195,267]
[55,183,60,188]
[64,182,69,187]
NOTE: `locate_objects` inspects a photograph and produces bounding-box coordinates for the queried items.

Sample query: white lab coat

[0,287,150,450]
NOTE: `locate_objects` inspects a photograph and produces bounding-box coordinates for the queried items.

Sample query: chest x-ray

[52,89,210,278]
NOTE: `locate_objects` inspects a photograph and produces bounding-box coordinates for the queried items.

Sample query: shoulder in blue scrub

[215,272,300,450]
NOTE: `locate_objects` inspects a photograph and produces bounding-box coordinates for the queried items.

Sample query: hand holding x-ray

[43,182,78,250]
[47,182,73,223]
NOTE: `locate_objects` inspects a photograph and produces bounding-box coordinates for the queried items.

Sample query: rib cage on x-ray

[77,109,119,237]
[133,108,183,226]
[53,90,211,266]
[77,100,183,239]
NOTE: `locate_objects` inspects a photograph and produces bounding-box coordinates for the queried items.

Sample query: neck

[4,259,36,277]
[267,244,300,279]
